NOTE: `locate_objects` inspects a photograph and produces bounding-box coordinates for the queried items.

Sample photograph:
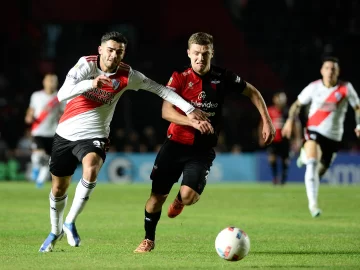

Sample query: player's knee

[147,193,167,211]
[180,189,200,205]
[51,183,68,197]
[82,164,101,181]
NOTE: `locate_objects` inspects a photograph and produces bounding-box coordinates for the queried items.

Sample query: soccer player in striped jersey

[25,73,64,188]
[39,31,211,253]
[134,32,275,253]
[282,56,360,217]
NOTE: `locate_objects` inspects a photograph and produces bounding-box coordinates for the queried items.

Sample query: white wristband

[356,124,360,131]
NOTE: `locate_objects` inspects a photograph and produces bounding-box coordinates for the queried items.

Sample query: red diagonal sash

[307,85,347,127]
[31,96,59,131]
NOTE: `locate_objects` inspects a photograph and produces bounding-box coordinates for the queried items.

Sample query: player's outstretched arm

[282,100,302,139]
[162,101,214,134]
[353,105,360,138]
[25,107,35,124]
[242,83,275,145]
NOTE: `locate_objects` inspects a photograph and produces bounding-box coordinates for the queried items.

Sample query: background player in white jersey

[282,56,360,217]
[39,31,211,252]
[25,73,64,188]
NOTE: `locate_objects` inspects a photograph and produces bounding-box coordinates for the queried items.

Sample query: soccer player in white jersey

[39,31,212,252]
[282,56,360,217]
[25,73,64,188]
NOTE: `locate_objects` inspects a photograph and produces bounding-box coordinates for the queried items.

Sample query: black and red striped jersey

[166,65,247,148]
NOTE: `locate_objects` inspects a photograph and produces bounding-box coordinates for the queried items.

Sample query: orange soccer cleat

[134,239,155,253]
[167,197,184,218]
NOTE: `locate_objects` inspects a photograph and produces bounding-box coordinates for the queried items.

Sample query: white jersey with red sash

[29,90,61,137]
[56,55,194,141]
[298,80,360,141]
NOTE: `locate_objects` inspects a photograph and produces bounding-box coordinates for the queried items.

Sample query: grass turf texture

[0,182,359,269]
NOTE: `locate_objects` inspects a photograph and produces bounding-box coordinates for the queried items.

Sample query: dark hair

[322,56,339,65]
[101,31,128,46]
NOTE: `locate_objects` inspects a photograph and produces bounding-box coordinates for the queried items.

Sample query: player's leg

[268,152,278,185]
[35,137,54,188]
[168,148,215,218]
[134,140,182,253]
[303,139,322,217]
[64,139,107,247]
[280,157,290,185]
[134,183,175,253]
[280,140,290,185]
[318,150,338,178]
[39,134,79,252]
[30,137,44,182]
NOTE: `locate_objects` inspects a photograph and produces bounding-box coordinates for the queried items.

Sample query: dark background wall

[1,0,359,154]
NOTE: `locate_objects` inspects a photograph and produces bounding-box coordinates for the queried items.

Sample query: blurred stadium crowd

[1,0,359,170]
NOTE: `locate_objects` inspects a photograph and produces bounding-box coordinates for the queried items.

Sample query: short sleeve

[347,82,360,108]
[166,72,183,94]
[29,93,36,108]
[297,84,313,105]
[224,70,247,94]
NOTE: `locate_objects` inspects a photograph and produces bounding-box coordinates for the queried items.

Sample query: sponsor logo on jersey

[190,100,218,109]
[335,92,343,101]
[82,88,116,105]
[211,80,221,84]
[188,82,194,89]
[198,91,206,100]
[111,79,120,90]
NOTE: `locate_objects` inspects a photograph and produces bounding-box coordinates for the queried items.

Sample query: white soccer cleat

[39,231,64,252]
[296,147,307,168]
[309,205,322,218]
[63,223,81,247]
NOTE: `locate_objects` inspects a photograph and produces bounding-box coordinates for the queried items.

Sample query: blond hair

[188,32,213,49]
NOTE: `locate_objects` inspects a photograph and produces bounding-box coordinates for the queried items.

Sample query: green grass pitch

[0,182,359,269]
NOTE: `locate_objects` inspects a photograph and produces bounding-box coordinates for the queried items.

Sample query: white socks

[65,178,97,224]
[37,165,50,185]
[49,192,68,235]
[304,158,320,209]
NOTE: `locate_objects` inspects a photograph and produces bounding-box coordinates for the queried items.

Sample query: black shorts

[49,133,108,177]
[267,139,290,159]
[150,139,216,195]
[31,136,54,155]
[305,129,341,168]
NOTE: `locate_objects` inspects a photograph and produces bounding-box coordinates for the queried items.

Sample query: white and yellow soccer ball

[215,226,250,261]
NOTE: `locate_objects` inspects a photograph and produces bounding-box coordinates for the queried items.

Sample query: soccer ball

[215,226,250,261]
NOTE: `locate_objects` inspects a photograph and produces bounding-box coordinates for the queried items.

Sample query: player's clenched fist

[92,75,112,88]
